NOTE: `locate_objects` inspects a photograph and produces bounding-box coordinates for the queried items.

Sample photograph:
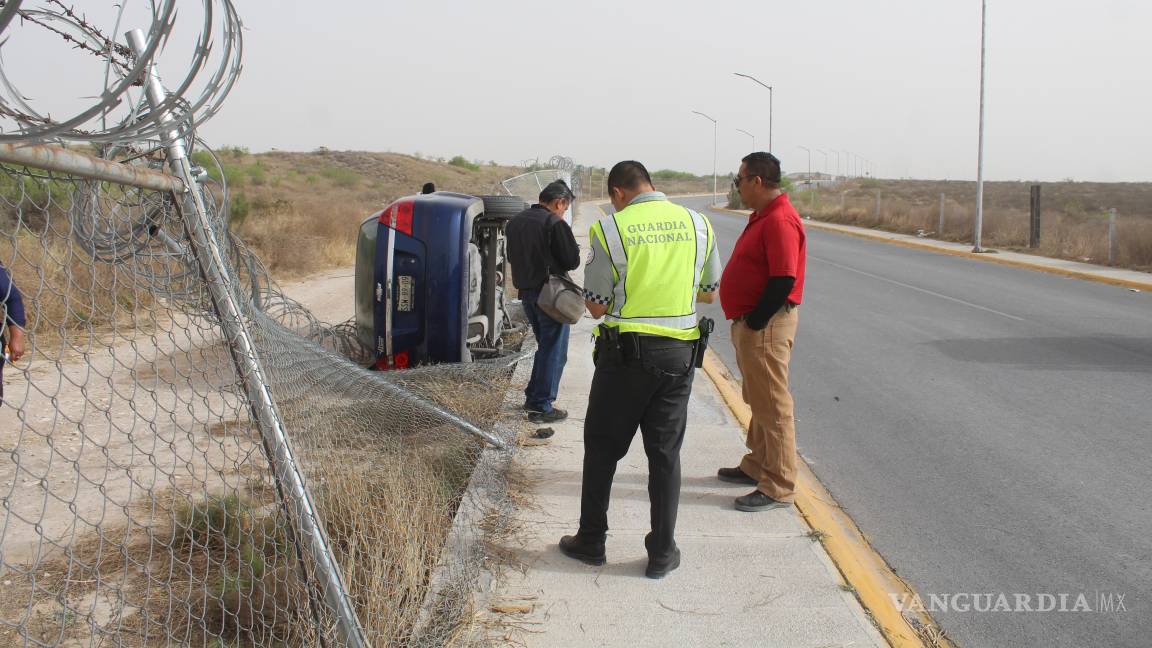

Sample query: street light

[797,145,811,186]
[733,72,773,152]
[691,110,718,206]
[736,128,756,151]
[815,149,829,181]
[973,0,989,252]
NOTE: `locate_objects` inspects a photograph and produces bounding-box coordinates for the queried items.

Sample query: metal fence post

[1108,208,1118,265]
[938,193,946,236]
[126,29,369,648]
[1029,185,1042,248]
[875,190,882,220]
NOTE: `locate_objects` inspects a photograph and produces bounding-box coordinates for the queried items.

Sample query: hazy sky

[9,1,1152,181]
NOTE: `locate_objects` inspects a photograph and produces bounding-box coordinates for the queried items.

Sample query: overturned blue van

[354,192,525,369]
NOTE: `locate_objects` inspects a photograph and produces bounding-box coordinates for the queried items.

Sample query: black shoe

[558,535,605,566]
[646,547,681,579]
[529,407,568,424]
[734,490,791,512]
[717,466,757,485]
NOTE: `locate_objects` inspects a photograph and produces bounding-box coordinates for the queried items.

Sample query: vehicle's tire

[480,195,527,220]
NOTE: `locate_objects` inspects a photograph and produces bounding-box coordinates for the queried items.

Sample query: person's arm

[1,267,27,362]
[744,218,800,331]
[696,216,721,304]
[549,219,581,272]
[583,225,615,320]
[743,277,795,330]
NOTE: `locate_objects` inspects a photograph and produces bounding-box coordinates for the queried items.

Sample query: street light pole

[734,72,773,152]
[973,0,988,252]
[797,145,811,185]
[692,110,718,206]
[736,128,756,151]
[815,149,829,181]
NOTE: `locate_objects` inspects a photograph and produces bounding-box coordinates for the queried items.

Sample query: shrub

[448,155,480,171]
[653,169,698,181]
[320,166,360,188]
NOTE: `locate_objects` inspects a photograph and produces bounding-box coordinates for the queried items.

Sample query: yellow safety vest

[591,199,714,341]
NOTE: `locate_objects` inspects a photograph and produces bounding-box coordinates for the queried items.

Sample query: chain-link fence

[500,166,574,224]
[1,3,526,647]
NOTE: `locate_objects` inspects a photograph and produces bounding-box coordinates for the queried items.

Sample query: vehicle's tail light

[373,350,410,371]
[379,200,414,235]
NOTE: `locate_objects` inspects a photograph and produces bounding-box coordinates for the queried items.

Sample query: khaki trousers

[732,306,799,502]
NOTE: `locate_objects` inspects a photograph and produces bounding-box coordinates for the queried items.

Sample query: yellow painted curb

[702,349,952,648]
[707,205,1152,291]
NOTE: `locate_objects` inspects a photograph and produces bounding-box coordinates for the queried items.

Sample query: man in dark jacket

[505,180,580,423]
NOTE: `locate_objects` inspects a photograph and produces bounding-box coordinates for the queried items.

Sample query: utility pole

[736,128,756,151]
[692,110,718,206]
[973,0,989,252]
[734,72,773,152]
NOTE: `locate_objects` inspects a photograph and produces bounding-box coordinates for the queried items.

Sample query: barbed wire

[0,0,242,146]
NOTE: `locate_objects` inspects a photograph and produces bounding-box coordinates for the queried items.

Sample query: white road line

[812,256,1026,322]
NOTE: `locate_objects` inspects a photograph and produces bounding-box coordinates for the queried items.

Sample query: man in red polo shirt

[717,152,807,512]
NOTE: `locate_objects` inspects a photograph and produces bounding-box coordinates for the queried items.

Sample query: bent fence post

[126,29,370,648]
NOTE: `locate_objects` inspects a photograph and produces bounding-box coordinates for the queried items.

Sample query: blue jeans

[520,289,570,413]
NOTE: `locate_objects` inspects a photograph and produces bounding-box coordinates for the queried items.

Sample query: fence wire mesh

[0,4,529,646]
[0,153,526,647]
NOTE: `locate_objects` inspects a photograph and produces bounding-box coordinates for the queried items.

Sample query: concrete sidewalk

[488,202,886,647]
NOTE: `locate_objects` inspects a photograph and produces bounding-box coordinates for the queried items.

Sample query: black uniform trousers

[578,336,696,561]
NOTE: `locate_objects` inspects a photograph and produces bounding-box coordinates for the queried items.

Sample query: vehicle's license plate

[397,275,413,312]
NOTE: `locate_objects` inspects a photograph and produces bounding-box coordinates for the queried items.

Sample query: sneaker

[645,547,681,579]
[558,534,606,566]
[717,466,757,485]
[734,490,791,512]
[528,407,568,424]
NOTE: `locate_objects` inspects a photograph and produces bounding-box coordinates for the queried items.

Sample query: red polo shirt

[719,193,806,320]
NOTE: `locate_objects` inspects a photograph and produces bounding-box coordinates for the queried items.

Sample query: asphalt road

[602,195,1152,647]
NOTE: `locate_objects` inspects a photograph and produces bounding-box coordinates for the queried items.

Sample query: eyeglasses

[733,175,759,188]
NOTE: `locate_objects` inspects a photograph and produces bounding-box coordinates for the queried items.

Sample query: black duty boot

[644,532,681,579]
[558,534,606,566]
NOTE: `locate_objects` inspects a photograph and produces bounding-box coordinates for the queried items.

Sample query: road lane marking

[812,256,1026,322]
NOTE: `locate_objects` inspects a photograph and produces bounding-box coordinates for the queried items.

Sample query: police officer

[558,161,721,579]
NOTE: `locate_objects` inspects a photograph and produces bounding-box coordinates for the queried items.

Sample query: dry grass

[796,179,1152,271]
[204,149,528,279]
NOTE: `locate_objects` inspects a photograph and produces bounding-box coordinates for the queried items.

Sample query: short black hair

[539,179,574,204]
[741,152,782,187]
[607,160,653,193]
[421,182,436,194]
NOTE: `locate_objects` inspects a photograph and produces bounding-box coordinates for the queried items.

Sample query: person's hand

[744,315,769,331]
[7,327,25,362]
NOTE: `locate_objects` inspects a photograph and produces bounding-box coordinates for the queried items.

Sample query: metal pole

[1108,208,1118,265]
[816,149,829,182]
[973,0,988,252]
[769,86,774,153]
[692,110,718,206]
[876,190,882,219]
[939,193,946,236]
[734,72,773,152]
[736,128,756,151]
[127,29,370,648]
[797,146,811,185]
